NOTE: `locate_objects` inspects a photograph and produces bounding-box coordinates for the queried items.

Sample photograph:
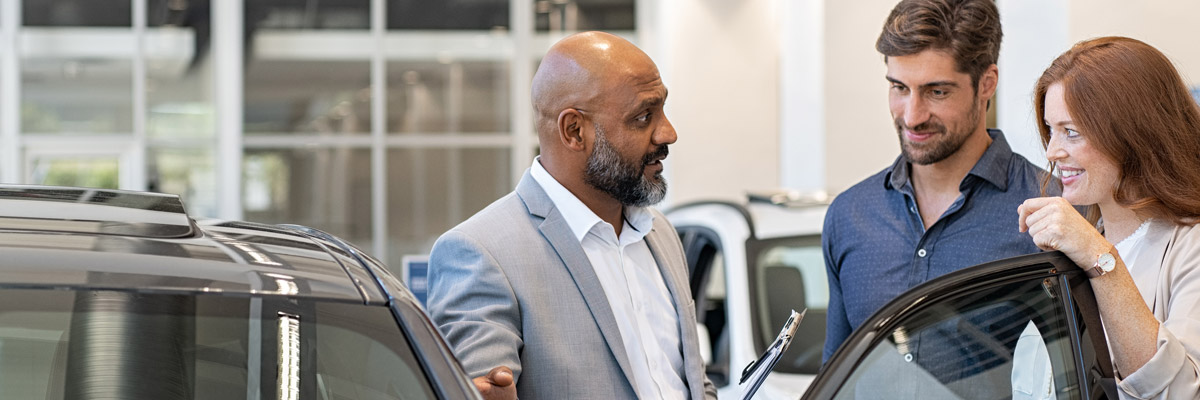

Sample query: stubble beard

[897,97,982,165]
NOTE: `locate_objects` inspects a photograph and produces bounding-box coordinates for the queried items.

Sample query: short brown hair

[876,0,1002,89]
[1034,36,1200,225]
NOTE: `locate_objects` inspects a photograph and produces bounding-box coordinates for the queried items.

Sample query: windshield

[749,234,827,374]
[0,289,435,400]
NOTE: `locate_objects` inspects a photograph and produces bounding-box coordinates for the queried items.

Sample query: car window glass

[752,235,826,374]
[758,242,828,309]
[0,289,436,400]
[831,278,1080,400]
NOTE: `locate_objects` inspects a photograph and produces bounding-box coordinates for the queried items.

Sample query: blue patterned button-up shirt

[821,129,1057,361]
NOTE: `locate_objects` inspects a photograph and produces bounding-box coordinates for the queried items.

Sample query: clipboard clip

[738,308,806,385]
[739,355,764,384]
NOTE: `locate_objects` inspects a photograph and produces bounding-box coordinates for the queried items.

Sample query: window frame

[804,251,1116,400]
[745,232,825,375]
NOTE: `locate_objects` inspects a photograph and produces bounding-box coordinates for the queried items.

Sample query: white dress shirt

[530,158,688,399]
[1113,218,1151,278]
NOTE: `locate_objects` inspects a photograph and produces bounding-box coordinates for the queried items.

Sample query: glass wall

[0,0,637,272]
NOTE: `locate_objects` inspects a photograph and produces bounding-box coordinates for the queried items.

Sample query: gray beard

[584,124,668,207]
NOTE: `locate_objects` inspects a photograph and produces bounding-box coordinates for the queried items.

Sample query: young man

[427,31,716,400]
[822,0,1054,362]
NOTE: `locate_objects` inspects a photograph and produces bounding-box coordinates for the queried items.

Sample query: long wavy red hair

[1035,36,1200,225]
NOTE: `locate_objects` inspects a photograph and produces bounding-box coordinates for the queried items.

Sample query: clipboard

[739,308,806,400]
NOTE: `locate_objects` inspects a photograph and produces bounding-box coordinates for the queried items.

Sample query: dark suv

[0,185,479,400]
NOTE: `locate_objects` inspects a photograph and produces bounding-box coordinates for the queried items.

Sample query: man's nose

[903,96,931,128]
[655,115,678,145]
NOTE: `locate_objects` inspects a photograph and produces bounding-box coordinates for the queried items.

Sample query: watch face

[1098,252,1117,272]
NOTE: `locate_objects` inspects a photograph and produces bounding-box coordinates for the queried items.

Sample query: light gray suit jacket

[427,171,717,400]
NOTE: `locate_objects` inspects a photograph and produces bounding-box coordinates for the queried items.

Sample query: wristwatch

[1084,248,1117,279]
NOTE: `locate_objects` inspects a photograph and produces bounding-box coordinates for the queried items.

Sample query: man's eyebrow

[885,76,959,89]
[636,95,664,111]
[921,81,959,89]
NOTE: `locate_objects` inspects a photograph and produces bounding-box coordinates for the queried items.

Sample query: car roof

[744,201,825,239]
[0,185,389,304]
[667,197,827,241]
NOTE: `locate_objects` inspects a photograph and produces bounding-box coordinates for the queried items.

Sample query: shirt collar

[886,128,1014,192]
[529,157,654,243]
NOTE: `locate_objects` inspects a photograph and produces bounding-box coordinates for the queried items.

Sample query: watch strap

[1084,247,1116,279]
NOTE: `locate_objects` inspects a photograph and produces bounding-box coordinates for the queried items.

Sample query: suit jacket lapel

[516,172,640,391]
[644,223,706,399]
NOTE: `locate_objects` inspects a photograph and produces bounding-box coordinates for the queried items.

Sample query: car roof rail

[0,185,196,238]
[747,190,832,208]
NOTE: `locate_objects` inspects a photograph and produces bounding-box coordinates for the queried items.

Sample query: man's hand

[473,366,516,400]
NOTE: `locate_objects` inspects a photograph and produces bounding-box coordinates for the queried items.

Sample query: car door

[676,225,733,384]
[805,251,1116,400]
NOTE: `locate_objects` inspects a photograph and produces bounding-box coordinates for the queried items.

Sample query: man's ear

[978,64,999,101]
[558,109,587,152]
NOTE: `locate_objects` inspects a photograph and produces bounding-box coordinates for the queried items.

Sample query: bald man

[426,31,716,400]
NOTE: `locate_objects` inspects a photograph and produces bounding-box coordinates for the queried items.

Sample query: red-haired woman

[1018,36,1200,399]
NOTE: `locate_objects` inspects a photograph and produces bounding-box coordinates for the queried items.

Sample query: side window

[831,277,1080,400]
[751,235,826,374]
[0,289,437,400]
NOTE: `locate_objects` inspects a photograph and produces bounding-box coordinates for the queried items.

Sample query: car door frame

[804,251,1117,399]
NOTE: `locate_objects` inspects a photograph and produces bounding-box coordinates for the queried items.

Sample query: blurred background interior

[2,0,1197,274]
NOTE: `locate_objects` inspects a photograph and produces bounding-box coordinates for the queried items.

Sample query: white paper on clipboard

[739,308,806,400]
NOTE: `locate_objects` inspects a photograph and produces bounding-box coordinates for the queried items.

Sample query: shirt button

[904,354,914,362]
[909,206,916,213]
[917,249,927,257]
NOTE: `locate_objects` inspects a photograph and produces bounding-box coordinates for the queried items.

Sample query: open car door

[805,251,1116,400]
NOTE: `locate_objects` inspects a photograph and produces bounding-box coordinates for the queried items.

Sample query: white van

[666,192,830,399]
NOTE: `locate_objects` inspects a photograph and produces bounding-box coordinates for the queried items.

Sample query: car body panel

[279,222,483,398]
[745,202,825,240]
[0,225,375,303]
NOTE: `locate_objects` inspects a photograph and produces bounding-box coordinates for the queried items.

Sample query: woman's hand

[1018,197,1111,268]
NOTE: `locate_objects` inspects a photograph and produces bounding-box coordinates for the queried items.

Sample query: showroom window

[0,0,639,271]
